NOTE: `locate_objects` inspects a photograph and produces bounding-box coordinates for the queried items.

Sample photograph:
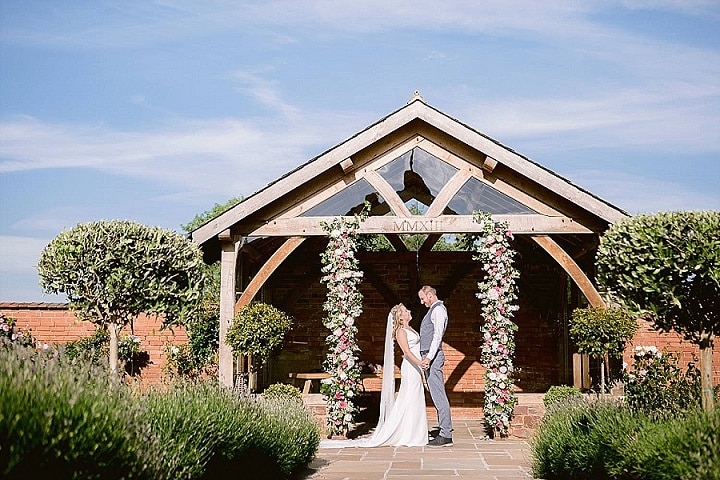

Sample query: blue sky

[1,1,719,303]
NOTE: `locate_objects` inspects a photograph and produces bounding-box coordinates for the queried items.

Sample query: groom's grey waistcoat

[420,300,444,353]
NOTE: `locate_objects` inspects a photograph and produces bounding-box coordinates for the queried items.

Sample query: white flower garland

[472,211,520,437]
[320,209,367,437]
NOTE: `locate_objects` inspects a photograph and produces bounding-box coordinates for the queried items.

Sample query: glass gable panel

[448,177,537,215]
[300,179,385,217]
[377,147,458,205]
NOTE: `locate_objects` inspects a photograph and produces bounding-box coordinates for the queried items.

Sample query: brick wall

[1,302,188,383]
[624,317,720,386]
[3,273,718,408]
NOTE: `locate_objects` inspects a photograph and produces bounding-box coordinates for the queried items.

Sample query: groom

[418,285,453,446]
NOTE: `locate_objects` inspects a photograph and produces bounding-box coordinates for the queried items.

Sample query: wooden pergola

[191,92,628,388]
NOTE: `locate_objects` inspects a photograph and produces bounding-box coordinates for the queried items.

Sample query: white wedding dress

[319,327,428,448]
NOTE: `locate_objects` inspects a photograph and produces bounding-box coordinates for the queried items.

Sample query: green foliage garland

[319,206,368,437]
[471,211,520,437]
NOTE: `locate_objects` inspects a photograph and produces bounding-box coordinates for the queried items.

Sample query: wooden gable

[191,94,627,252]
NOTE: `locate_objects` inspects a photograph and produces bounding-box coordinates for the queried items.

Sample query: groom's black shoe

[427,435,453,447]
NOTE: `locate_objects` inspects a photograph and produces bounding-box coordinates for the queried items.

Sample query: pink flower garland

[472,212,520,437]
[319,208,367,437]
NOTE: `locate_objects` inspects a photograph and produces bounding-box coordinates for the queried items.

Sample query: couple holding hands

[321,285,453,448]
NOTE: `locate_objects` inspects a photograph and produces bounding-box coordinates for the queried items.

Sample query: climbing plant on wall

[470,211,520,437]
[319,205,369,437]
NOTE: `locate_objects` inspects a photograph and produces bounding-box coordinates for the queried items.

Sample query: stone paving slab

[295,420,537,480]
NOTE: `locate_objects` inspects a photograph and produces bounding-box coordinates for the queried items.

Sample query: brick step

[303,393,545,439]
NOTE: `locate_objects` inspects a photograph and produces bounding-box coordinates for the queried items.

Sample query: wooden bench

[289,372,401,394]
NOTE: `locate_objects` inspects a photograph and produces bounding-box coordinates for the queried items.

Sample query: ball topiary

[225,302,293,368]
[262,383,303,403]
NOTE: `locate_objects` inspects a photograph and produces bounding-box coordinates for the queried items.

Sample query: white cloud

[565,169,720,214]
[0,113,355,199]
[0,235,48,273]
[458,82,720,155]
[0,235,64,303]
[5,1,716,50]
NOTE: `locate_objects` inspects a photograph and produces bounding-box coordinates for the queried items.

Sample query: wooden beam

[531,235,605,308]
[219,235,242,388]
[482,156,498,173]
[363,170,412,217]
[419,233,442,252]
[384,233,409,252]
[340,158,354,173]
[425,169,471,217]
[234,237,307,312]
[250,214,594,236]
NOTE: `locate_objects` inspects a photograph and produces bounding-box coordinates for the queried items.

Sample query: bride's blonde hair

[390,303,405,340]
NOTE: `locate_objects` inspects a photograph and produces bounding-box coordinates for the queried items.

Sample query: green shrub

[64,329,110,365]
[531,397,720,479]
[263,383,303,403]
[530,398,650,479]
[1,342,319,480]
[623,345,701,418]
[251,396,321,476]
[142,381,320,479]
[543,385,582,407]
[226,303,293,368]
[0,343,165,479]
[64,329,147,375]
[0,312,37,348]
[624,408,720,480]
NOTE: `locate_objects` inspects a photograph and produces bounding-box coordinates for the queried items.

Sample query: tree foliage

[225,303,293,368]
[569,306,638,392]
[37,220,207,372]
[570,307,638,361]
[596,211,719,343]
[181,196,242,232]
[596,210,719,408]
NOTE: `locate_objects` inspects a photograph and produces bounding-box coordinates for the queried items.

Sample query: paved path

[295,420,537,479]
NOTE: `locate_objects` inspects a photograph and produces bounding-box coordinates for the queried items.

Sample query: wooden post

[219,230,242,388]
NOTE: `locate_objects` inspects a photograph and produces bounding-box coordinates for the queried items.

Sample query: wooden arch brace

[234,236,307,313]
[530,235,605,308]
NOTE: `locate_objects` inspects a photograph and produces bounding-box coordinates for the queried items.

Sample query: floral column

[320,207,367,438]
[472,211,520,437]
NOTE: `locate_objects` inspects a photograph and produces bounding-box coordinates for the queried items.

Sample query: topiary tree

[569,306,638,394]
[225,302,293,390]
[597,211,719,410]
[37,220,207,373]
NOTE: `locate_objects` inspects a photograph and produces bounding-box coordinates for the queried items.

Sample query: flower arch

[471,211,520,437]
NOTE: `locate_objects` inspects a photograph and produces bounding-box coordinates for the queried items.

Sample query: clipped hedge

[1,343,320,479]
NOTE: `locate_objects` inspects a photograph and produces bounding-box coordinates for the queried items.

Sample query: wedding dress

[319,314,428,448]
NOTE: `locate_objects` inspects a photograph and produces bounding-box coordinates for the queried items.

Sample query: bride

[319,303,428,447]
